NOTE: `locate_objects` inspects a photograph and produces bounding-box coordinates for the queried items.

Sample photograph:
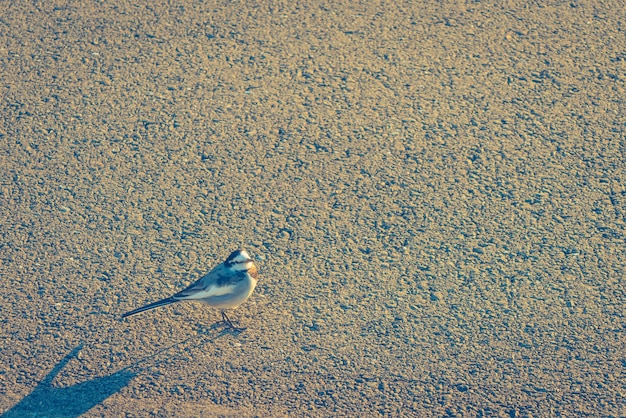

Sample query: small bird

[122,250,259,330]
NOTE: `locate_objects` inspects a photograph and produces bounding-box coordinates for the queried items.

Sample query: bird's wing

[172,264,245,301]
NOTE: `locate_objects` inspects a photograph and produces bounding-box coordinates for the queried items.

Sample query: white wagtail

[122,250,259,330]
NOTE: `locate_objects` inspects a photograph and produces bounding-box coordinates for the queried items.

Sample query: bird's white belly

[199,275,257,309]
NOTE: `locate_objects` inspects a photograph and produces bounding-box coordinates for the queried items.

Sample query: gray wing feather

[172,264,245,300]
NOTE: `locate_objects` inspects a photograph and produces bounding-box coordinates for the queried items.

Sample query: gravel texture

[1,0,624,416]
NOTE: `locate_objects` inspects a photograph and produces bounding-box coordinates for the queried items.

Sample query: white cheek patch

[182,284,237,300]
[232,261,253,272]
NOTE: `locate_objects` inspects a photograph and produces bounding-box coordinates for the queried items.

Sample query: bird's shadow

[2,344,133,418]
[2,328,233,418]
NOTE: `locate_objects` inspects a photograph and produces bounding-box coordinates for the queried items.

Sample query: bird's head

[225,249,255,272]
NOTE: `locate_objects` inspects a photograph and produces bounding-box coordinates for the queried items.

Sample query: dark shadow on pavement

[2,344,135,418]
[2,327,234,417]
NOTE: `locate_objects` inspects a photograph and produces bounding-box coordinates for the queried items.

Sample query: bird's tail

[121,297,178,318]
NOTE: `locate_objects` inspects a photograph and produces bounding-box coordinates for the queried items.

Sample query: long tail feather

[121,297,178,318]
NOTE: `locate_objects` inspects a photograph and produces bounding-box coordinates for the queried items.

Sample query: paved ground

[1,0,624,416]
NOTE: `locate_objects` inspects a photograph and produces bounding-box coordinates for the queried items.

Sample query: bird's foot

[221,311,246,332]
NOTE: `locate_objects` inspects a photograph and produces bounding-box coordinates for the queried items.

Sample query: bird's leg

[221,311,244,331]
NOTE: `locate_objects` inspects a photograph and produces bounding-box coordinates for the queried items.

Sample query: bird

[122,249,259,330]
